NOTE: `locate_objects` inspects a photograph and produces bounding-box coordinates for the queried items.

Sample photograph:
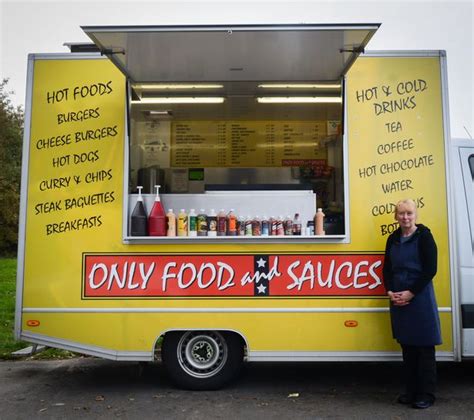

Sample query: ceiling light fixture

[146,110,173,116]
[134,84,224,90]
[132,97,225,104]
[258,83,341,89]
[257,97,342,104]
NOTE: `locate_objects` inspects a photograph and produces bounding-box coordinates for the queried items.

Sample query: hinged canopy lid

[82,24,379,82]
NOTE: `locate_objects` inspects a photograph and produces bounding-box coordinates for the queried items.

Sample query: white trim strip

[247,350,455,362]
[22,306,452,314]
[20,333,456,363]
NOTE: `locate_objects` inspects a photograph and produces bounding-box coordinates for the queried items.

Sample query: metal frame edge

[20,331,153,361]
[439,53,461,361]
[14,55,36,340]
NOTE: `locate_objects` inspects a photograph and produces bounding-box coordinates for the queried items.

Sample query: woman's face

[395,204,417,230]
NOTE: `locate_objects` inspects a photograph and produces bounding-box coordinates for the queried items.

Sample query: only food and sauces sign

[83,253,385,298]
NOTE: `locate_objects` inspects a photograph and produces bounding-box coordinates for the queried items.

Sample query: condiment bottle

[307,220,315,236]
[130,186,148,236]
[177,209,188,237]
[208,208,217,237]
[227,209,237,236]
[284,215,293,235]
[292,213,302,236]
[315,208,325,235]
[270,217,277,236]
[166,209,176,237]
[276,216,285,236]
[238,216,246,236]
[197,209,208,236]
[261,215,270,236]
[252,215,261,236]
[217,209,227,236]
[148,185,166,236]
[188,209,197,237]
[245,216,253,236]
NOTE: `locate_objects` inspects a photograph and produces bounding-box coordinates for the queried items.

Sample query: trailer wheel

[162,330,244,390]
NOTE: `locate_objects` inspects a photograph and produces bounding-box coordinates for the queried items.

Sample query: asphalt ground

[1,358,474,419]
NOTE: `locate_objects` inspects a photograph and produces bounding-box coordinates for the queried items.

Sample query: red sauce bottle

[148,185,166,236]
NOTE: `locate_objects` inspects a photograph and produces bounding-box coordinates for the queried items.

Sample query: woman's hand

[388,290,414,306]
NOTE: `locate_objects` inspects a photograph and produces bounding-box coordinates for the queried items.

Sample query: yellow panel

[23,312,452,353]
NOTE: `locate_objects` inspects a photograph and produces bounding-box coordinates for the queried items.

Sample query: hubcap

[177,331,228,378]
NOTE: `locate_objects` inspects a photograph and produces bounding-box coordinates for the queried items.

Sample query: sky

[0,0,472,138]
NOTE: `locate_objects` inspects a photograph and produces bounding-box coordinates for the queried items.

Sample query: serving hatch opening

[81,24,379,242]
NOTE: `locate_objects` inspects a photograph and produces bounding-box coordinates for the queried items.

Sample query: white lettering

[127,262,139,289]
[353,261,369,289]
[178,263,197,289]
[88,263,108,289]
[108,262,127,290]
[197,263,216,289]
[368,261,383,289]
[217,262,235,290]
[334,262,352,289]
[286,261,301,290]
[161,262,177,292]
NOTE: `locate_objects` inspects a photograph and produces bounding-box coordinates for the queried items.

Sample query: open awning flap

[82,24,379,82]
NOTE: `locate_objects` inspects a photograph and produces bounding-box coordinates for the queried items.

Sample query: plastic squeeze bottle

[261,216,269,236]
[276,216,285,236]
[166,209,176,237]
[227,209,237,236]
[217,209,227,236]
[177,209,188,237]
[292,213,302,236]
[315,208,325,235]
[238,216,246,236]
[197,209,208,236]
[208,209,217,237]
[130,186,148,236]
[252,215,261,236]
[245,216,253,236]
[148,185,166,236]
[188,209,197,237]
[284,215,293,235]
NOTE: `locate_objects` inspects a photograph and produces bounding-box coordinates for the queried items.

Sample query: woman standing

[383,199,441,409]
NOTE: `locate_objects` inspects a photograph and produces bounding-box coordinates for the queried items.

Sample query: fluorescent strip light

[134,84,224,90]
[147,110,173,116]
[257,97,342,104]
[132,97,225,104]
[258,84,341,89]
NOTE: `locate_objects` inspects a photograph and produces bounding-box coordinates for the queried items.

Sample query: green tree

[0,79,23,255]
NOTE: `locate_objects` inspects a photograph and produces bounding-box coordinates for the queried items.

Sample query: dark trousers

[401,345,437,399]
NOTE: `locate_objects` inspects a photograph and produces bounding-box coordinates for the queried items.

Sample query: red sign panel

[83,254,385,298]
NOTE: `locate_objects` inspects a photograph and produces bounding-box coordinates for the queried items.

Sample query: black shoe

[412,399,434,409]
[397,394,414,404]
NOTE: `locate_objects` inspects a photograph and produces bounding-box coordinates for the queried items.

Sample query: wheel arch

[153,328,249,356]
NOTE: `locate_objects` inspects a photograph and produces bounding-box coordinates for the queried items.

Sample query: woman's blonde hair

[394,198,417,220]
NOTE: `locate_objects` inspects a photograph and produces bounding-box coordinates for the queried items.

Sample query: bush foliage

[0,79,23,255]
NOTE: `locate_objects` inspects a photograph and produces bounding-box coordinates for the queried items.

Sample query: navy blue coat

[383,225,442,346]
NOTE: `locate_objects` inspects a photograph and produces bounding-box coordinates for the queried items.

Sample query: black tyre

[162,330,244,390]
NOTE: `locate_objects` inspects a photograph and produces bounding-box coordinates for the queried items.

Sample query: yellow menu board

[23,57,126,307]
[171,121,327,167]
[347,55,451,307]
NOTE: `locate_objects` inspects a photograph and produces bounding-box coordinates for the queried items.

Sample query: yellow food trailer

[16,24,473,389]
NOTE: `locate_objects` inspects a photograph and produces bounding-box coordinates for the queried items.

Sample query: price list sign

[171,121,327,167]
